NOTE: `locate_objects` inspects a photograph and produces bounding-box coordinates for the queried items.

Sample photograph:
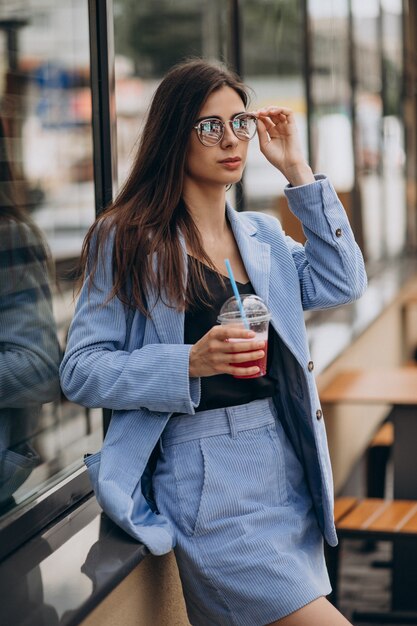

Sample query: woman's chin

[225,172,244,186]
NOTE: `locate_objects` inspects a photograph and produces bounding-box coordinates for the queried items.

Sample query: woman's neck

[182,182,228,240]
[181,181,245,276]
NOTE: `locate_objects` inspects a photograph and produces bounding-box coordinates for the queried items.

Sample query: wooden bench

[327,497,417,613]
[334,496,358,525]
[337,497,417,537]
[321,367,417,614]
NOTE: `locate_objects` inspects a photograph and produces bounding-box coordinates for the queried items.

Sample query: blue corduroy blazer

[60,175,367,555]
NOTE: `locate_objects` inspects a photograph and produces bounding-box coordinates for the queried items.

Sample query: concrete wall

[81,551,190,626]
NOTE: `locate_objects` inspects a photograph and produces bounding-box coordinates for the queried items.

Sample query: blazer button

[308,360,314,371]
[316,409,323,420]
[335,228,342,237]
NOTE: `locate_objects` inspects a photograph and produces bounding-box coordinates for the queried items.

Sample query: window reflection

[0,1,101,522]
[0,115,60,510]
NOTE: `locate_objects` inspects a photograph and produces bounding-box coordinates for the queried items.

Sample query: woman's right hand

[189,325,265,378]
[254,106,315,186]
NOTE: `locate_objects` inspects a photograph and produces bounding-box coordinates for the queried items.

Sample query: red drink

[232,340,268,379]
[218,294,271,380]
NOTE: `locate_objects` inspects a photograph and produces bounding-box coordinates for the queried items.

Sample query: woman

[60,59,366,625]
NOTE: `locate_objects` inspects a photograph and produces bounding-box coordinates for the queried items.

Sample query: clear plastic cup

[217,294,271,379]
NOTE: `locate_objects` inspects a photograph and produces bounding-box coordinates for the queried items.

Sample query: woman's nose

[221,122,239,148]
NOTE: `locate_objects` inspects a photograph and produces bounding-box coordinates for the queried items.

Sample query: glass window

[309,0,406,263]
[0,0,100,526]
[113,0,229,185]
[241,0,306,239]
[352,0,385,262]
[308,0,353,197]
[403,1,417,251]
[381,0,406,257]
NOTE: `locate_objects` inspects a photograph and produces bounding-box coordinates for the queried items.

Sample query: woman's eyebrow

[195,111,246,123]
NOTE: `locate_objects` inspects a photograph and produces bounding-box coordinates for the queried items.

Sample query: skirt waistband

[162,398,276,446]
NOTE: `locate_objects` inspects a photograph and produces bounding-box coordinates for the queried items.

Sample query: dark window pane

[242,0,307,225]
[0,0,101,524]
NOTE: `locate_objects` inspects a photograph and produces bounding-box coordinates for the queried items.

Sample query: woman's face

[185,86,251,190]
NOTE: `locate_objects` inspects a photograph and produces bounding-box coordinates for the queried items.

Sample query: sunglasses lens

[232,115,257,141]
[198,119,223,146]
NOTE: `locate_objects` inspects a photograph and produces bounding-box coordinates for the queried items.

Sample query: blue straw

[224,258,250,330]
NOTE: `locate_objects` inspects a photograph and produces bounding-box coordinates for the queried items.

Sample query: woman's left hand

[254,106,315,186]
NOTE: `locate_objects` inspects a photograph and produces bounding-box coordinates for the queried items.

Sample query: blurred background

[1,1,417,623]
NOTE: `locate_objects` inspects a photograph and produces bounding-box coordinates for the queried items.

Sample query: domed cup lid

[217,294,270,324]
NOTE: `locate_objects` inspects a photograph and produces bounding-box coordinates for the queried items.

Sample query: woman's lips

[219,157,242,170]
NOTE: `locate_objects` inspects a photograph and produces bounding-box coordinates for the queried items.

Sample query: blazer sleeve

[59,231,200,414]
[283,174,367,310]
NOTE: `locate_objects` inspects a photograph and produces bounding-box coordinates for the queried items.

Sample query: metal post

[229,0,245,211]
[88,0,118,435]
[88,0,117,217]
[301,0,313,169]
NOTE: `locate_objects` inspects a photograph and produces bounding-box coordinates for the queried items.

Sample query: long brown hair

[80,59,250,315]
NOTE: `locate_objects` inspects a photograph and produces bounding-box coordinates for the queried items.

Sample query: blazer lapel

[147,209,272,345]
[146,234,186,345]
[227,204,309,362]
[226,203,271,305]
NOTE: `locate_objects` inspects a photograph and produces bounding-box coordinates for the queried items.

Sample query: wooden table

[321,367,417,612]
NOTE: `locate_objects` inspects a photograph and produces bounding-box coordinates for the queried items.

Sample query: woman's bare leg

[266,596,352,626]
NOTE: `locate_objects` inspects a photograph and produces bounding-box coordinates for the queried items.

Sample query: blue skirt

[152,398,331,626]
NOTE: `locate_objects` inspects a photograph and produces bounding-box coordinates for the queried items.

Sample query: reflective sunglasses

[193,113,257,147]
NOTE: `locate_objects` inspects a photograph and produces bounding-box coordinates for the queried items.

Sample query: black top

[184,257,276,412]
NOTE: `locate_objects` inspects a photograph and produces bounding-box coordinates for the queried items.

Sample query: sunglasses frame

[193,113,258,147]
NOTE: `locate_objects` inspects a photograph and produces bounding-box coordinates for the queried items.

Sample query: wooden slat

[336,498,417,535]
[368,501,417,532]
[370,422,394,448]
[334,497,357,523]
[336,499,387,530]
[400,509,417,533]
